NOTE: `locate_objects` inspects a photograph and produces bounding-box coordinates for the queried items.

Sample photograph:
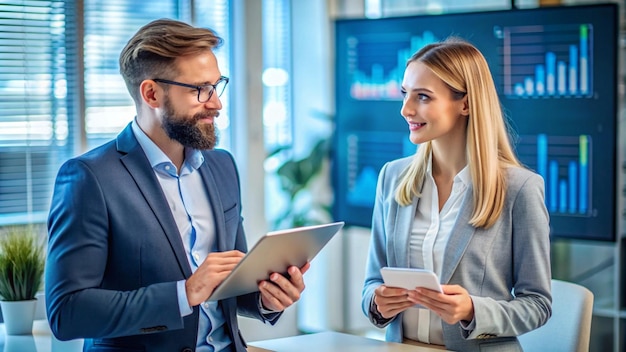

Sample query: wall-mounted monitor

[333,3,618,241]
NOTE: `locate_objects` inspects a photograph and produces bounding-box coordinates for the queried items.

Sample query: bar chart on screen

[516,133,592,216]
[334,3,617,240]
[345,31,439,100]
[499,23,593,98]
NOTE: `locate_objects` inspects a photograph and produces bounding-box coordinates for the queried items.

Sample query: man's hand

[185,250,245,307]
[258,262,311,312]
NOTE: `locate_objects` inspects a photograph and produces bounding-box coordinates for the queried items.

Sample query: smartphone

[380,267,443,293]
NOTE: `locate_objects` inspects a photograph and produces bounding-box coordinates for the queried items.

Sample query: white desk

[248,331,448,352]
[0,320,83,352]
[0,323,446,352]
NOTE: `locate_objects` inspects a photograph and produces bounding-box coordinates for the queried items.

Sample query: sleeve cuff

[460,317,476,330]
[369,295,393,327]
[258,294,280,314]
[177,280,193,317]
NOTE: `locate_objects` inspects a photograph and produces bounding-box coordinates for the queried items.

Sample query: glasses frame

[153,76,229,103]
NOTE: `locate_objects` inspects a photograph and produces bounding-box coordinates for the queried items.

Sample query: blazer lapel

[440,187,476,284]
[116,124,192,277]
[198,153,227,251]
[392,197,419,268]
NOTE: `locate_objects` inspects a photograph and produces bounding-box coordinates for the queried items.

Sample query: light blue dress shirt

[131,120,231,351]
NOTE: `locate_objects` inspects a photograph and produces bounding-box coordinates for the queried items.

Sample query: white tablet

[380,267,443,293]
[207,221,345,301]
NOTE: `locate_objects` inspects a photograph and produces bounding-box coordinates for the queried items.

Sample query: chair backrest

[518,279,594,352]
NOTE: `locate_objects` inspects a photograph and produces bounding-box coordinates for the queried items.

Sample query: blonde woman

[361,38,552,351]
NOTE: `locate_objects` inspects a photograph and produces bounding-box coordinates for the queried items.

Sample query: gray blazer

[46,123,278,352]
[362,156,552,352]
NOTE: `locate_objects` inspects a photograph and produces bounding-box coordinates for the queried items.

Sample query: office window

[194,0,232,150]
[263,0,292,151]
[0,0,232,225]
[0,1,71,224]
[364,0,538,17]
[84,0,232,150]
[83,0,185,149]
[262,0,294,229]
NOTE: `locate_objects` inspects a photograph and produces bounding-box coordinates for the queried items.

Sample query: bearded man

[45,18,308,352]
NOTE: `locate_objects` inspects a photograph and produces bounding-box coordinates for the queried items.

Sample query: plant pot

[0,299,37,335]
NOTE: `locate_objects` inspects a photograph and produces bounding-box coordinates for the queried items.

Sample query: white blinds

[263,0,292,150]
[0,1,71,224]
[194,0,232,149]
[0,0,232,225]
[83,0,182,149]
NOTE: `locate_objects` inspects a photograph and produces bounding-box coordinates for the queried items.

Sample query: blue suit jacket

[362,156,552,352]
[45,124,276,352]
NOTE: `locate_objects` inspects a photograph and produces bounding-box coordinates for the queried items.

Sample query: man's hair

[119,18,223,103]
[395,37,521,228]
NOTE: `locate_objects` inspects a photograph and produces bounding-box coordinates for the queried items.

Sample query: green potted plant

[0,225,45,335]
[268,138,333,230]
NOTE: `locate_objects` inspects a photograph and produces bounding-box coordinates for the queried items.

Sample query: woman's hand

[407,284,474,324]
[373,285,416,319]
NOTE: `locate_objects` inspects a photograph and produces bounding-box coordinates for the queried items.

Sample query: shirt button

[209,336,213,342]
[193,252,200,262]
[203,302,210,309]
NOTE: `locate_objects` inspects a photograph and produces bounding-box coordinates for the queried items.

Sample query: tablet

[380,267,443,293]
[207,221,345,301]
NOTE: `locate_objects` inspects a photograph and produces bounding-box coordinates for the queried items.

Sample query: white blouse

[402,155,470,345]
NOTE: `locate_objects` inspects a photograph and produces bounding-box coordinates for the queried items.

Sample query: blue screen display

[332,4,618,241]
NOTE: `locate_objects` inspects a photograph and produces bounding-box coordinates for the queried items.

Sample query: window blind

[263,0,292,150]
[0,0,232,225]
[0,0,72,224]
[83,0,183,150]
[83,1,232,150]
[194,0,232,150]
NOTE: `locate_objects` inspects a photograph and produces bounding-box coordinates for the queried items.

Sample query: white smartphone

[380,267,443,293]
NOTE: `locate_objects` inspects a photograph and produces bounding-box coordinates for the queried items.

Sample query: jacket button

[182,348,193,352]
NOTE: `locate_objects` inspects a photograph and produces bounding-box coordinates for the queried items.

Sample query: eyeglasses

[153,76,229,103]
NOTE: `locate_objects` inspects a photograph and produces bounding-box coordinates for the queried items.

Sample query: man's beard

[161,98,219,150]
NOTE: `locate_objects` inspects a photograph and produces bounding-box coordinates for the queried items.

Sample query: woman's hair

[395,37,521,228]
[118,18,222,103]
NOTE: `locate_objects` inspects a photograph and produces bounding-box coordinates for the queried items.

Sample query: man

[45,18,308,352]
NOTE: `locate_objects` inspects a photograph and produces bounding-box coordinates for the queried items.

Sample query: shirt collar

[456,164,471,187]
[130,118,204,172]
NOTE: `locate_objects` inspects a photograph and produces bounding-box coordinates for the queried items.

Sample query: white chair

[518,279,594,352]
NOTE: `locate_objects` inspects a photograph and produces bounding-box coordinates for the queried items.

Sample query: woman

[361,38,552,352]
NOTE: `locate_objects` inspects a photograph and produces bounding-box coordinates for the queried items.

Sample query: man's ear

[140,80,161,108]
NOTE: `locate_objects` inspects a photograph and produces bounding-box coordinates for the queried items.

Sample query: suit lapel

[440,187,476,284]
[393,197,419,268]
[116,125,192,277]
[393,176,425,268]
[198,153,227,252]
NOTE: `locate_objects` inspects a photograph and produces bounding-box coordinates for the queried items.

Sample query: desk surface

[0,320,83,352]
[1,321,445,352]
[248,331,447,352]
